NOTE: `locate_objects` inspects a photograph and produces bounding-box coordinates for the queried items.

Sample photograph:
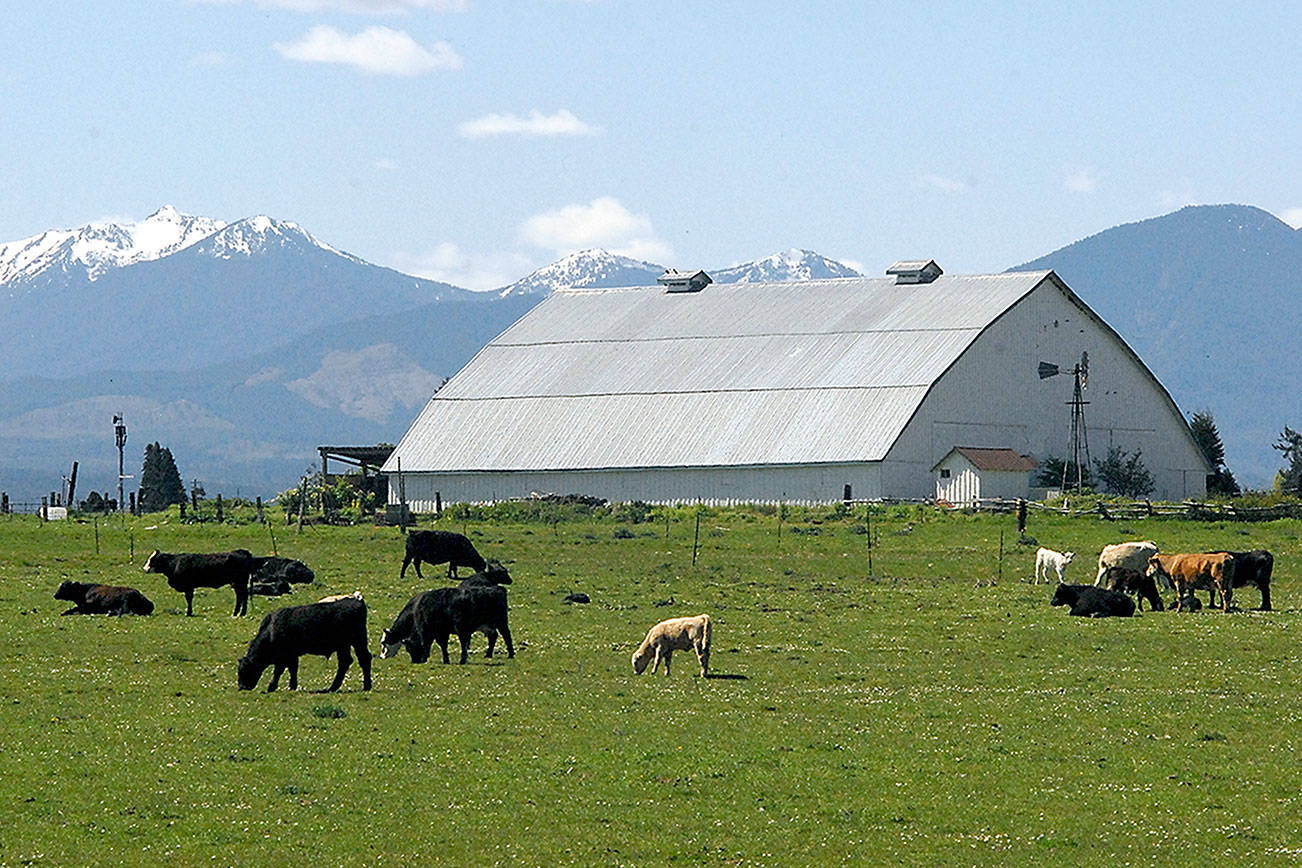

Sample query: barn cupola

[886,260,942,285]
[658,269,712,293]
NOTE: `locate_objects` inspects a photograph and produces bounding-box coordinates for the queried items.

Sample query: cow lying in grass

[381,584,514,664]
[1050,584,1135,618]
[237,596,372,692]
[249,556,314,596]
[400,530,486,580]
[144,549,253,616]
[54,581,154,616]
[632,614,712,676]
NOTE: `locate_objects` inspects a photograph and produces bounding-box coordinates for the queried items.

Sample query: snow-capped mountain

[499,247,862,295]
[0,205,226,287]
[1,206,471,378]
[499,249,665,296]
[711,248,861,283]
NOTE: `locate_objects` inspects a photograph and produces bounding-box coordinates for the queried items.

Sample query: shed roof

[933,446,1039,473]
[385,272,1053,473]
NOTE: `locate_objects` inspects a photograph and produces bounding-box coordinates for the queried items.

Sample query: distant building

[933,447,1038,506]
[384,266,1208,505]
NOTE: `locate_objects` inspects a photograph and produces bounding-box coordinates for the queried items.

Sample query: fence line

[848,496,1302,522]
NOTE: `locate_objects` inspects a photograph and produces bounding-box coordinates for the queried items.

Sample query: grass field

[1,505,1300,866]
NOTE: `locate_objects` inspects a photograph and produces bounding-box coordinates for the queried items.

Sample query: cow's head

[237,655,266,691]
[1049,583,1077,608]
[53,581,86,602]
[380,628,427,663]
[482,561,512,585]
[1062,551,1075,565]
[632,646,652,675]
[142,550,162,573]
[1145,556,1170,587]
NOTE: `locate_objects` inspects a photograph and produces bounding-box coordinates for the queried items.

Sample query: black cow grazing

[144,549,254,616]
[458,560,512,587]
[1209,550,1274,611]
[381,585,514,664]
[237,597,372,692]
[1050,583,1136,618]
[55,581,154,616]
[400,530,487,580]
[1102,566,1165,611]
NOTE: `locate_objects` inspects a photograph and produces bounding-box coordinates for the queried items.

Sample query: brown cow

[1146,553,1236,612]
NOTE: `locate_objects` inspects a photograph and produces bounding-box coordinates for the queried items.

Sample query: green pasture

[1,505,1300,866]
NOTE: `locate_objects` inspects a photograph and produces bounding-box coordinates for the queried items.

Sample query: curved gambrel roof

[384,270,1199,473]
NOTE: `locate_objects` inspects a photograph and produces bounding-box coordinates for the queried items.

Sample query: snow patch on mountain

[500,248,665,296]
[0,206,226,285]
[711,248,861,283]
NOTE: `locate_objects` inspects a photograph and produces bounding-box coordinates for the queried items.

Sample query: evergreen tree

[1189,410,1239,496]
[1275,427,1302,495]
[1093,446,1155,498]
[139,442,187,512]
[1035,455,1094,490]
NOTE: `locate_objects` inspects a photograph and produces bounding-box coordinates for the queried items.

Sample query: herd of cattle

[51,525,1281,689]
[1036,541,1275,618]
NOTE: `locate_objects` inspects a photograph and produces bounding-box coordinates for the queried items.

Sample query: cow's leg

[662,649,672,675]
[287,659,299,690]
[651,646,663,673]
[499,623,514,659]
[413,559,424,580]
[457,630,472,664]
[185,589,195,616]
[697,641,710,677]
[1260,583,1272,611]
[233,585,245,617]
[329,650,352,692]
[400,553,413,580]
[436,633,451,664]
[355,642,373,690]
[268,664,284,692]
[1221,582,1232,612]
[484,628,497,658]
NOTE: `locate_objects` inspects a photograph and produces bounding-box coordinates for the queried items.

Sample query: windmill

[1038,352,1091,493]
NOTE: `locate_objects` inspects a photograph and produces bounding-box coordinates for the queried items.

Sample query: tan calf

[1147,553,1236,612]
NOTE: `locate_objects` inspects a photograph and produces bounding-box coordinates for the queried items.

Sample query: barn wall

[886,279,1208,501]
[391,462,884,508]
[935,462,979,505]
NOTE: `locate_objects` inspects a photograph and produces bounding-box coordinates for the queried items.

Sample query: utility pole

[113,415,128,513]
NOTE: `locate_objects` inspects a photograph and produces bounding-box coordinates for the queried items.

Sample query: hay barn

[383,264,1208,506]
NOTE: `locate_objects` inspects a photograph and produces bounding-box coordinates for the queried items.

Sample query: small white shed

[933,447,1038,506]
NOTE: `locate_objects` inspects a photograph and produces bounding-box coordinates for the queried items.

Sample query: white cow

[1034,547,1075,584]
[1095,541,1160,587]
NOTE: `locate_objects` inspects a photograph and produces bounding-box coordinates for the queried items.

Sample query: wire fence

[846,497,1302,522]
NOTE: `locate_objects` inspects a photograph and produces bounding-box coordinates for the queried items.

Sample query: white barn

[383,265,1209,506]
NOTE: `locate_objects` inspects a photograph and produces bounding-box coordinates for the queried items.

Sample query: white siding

[393,462,883,509]
[886,277,1207,501]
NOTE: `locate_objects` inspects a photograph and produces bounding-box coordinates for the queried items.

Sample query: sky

[2,0,1300,290]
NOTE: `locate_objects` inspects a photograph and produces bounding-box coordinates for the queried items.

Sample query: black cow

[380,585,513,664]
[1102,566,1165,611]
[144,549,254,616]
[1051,583,1136,617]
[400,530,487,580]
[1209,550,1274,611]
[251,556,315,586]
[54,581,154,616]
[237,597,372,692]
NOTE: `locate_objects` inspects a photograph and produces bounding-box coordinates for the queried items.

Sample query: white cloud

[273,26,463,76]
[397,242,534,291]
[921,174,967,193]
[520,196,671,260]
[457,109,600,139]
[197,0,468,12]
[1278,207,1302,229]
[1065,168,1099,194]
